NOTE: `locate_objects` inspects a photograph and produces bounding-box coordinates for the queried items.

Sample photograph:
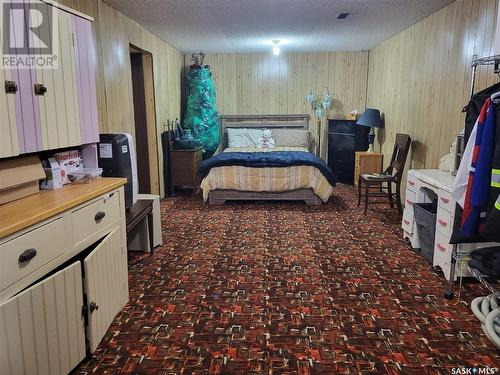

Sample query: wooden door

[129,46,160,195]
[130,52,152,193]
[83,227,128,353]
[0,261,86,375]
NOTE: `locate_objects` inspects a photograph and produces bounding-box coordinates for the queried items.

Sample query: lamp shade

[356,108,383,128]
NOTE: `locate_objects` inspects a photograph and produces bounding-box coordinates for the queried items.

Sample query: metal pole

[470,54,478,100]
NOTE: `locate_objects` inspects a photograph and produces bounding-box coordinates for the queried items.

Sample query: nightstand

[170,146,203,193]
[354,152,383,187]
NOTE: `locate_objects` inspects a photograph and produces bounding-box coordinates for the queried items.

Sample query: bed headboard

[220,114,311,150]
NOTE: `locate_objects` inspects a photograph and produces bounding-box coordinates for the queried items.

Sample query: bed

[200,114,336,205]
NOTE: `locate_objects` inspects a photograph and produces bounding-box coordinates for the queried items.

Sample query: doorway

[129,45,159,195]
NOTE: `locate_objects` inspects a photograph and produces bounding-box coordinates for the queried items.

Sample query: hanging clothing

[460,98,492,237]
[456,96,500,240]
[481,99,500,241]
[451,122,478,208]
[463,82,500,144]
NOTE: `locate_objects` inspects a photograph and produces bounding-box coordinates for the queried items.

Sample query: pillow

[227,128,264,148]
[272,129,311,149]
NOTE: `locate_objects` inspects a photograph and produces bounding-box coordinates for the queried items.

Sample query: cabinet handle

[403,219,410,225]
[18,248,37,263]
[89,301,99,313]
[408,181,415,186]
[440,197,450,204]
[94,211,106,221]
[406,199,413,206]
[103,192,114,202]
[5,80,17,94]
[438,219,448,227]
[34,83,47,96]
[437,243,446,252]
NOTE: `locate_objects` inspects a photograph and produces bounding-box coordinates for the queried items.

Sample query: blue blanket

[199,151,337,186]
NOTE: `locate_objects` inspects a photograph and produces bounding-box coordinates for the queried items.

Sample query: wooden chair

[357,133,411,215]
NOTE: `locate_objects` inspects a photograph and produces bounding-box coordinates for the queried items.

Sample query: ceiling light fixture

[272,40,280,56]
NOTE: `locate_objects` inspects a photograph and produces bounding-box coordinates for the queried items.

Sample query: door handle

[5,80,17,94]
[89,301,99,313]
[34,83,47,96]
[94,211,106,221]
[18,248,37,263]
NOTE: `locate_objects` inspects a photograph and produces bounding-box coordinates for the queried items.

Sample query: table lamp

[356,108,383,152]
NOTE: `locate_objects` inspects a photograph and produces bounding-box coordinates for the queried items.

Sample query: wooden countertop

[0,177,127,239]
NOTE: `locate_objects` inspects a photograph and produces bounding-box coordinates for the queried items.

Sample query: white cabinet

[402,169,500,281]
[0,261,86,375]
[0,180,128,373]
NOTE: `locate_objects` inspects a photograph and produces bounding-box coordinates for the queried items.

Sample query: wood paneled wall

[59,0,183,197]
[367,0,499,180]
[185,52,369,157]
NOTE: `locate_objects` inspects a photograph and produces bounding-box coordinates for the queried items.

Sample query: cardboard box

[40,157,63,190]
[53,150,81,184]
[0,155,46,205]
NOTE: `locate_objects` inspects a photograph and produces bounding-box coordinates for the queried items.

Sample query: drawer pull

[438,219,448,227]
[89,301,99,313]
[94,211,106,222]
[18,248,37,263]
[103,192,114,202]
[5,80,18,94]
[408,181,415,186]
[440,197,450,204]
[403,219,410,225]
[436,243,446,252]
[406,199,413,206]
[34,83,47,96]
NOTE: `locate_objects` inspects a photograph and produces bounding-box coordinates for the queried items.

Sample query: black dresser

[327,119,370,184]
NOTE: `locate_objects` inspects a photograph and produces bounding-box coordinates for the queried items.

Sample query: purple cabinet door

[5,0,43,153]
[73,16,99,145]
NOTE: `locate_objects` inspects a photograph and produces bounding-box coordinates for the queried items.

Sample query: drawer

[328,133,355,151]
[404,189,416,211]
[436,206,453,238]
[328,120,356,134]
[407,174,417,192]
[71,191,120,245]
[401,208,414,234]
[437,191,453,213]
[329,149,354,163]
[433,231,453,270]
[434,231,453,258]
[0,218,66,291]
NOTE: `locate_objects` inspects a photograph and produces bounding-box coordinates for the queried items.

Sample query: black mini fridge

[98,133,138,209]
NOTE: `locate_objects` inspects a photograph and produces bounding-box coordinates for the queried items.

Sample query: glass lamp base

[367,127,375,153]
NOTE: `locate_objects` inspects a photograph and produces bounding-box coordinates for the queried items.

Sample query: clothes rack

[470,54,500,99]
[445,54,500,299]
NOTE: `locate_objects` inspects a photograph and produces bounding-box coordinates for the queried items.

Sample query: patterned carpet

[76,185,499,374]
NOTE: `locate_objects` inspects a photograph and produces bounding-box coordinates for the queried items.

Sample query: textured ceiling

[104,0,454,53]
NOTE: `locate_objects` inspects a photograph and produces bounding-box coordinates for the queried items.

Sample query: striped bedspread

[200,147,335,202]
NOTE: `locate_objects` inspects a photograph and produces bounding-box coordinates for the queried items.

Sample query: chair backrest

[384,133,411,179]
